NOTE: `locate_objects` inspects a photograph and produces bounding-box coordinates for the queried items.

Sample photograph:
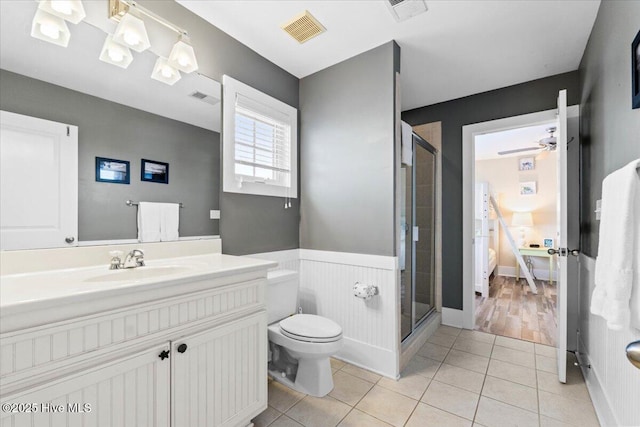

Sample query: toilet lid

[279,314,342,343]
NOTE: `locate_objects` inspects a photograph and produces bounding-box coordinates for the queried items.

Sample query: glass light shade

[112,13,150,53]
[168,38,198,73]
[37,0,86,24]
[512,212,534,227]
[151,57,181,86]
[99,35,133,69]
[31,9,71,47]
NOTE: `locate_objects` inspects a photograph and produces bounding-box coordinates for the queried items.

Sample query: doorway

[400,133,437,341]
[472,122,559,345]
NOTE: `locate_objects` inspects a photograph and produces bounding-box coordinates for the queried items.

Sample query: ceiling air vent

[189,91,219,106]
[385,0,428,22]
[281,10,326,44]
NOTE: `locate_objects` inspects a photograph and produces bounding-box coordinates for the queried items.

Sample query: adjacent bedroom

[473,123,559,346]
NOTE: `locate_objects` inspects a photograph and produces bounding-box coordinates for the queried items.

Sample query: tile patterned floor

[252,326,600,427]
[475,276,557,346]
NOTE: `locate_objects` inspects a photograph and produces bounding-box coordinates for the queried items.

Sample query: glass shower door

[401,133,436,342]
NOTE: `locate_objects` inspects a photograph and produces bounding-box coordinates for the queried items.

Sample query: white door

[555,90,568,383]
[0,110,78,250]
[171,312,267,427]
[0,343,171,427]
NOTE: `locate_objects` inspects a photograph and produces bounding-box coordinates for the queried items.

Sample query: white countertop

[0,253,276,320]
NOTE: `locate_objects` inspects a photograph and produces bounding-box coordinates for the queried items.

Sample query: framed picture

[95,157,129,184]
[633,30,640,109]
[141,159,169,184]
[543,238,554,248]
[519,157,535,171]
[519,181,537,195]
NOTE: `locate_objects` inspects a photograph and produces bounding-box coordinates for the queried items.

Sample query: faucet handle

[109,250,124,270]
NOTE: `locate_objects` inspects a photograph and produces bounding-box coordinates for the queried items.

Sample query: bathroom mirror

[0,1,221,247]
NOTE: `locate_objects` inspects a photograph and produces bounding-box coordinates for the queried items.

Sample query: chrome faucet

[109,249,145,270]
[123,249,145,268]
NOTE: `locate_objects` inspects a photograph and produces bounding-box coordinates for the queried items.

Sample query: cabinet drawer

[1,278,265,391]
[0,343,171,427]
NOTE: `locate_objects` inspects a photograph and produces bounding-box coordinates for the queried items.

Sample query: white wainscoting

[298,249,399,378]
[578,254,640,427]
[244,249,300,273]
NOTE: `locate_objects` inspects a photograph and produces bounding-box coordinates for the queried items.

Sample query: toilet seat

[279,314,342,343]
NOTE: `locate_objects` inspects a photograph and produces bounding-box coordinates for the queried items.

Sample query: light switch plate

[210,210,220,220]
[595,200,602,221]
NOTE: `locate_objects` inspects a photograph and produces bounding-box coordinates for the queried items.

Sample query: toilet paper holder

[353,282,379,300]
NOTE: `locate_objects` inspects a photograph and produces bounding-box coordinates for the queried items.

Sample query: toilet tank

[266,269,299,324]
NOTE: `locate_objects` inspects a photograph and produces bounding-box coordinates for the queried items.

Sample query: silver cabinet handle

[626,340,640,369]
[65,237,75,244]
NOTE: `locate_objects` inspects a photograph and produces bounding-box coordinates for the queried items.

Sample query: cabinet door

[0,343,170,427]
[172,312,267,427]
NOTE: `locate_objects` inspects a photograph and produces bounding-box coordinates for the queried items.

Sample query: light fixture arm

[109,0,188,37]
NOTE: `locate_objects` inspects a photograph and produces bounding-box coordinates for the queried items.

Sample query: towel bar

[126,200,184,208]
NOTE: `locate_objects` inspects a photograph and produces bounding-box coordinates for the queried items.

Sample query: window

[222,75,297,198]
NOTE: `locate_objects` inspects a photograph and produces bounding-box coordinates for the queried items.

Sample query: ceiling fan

[498,127,557,157]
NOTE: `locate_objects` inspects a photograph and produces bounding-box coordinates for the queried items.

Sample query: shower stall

[400,132,437,341]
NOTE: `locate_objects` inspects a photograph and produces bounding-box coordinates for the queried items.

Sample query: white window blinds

[222,75,297,198]
[234,94,291,187]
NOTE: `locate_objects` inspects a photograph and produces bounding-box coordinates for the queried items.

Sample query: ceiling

[0,1,221,131]
[475,123,555,161]
[177,0,600,111]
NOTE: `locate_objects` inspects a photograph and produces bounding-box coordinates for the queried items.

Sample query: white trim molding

[441,308,464,328]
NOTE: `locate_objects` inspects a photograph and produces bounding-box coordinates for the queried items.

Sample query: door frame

[461,106,579,330]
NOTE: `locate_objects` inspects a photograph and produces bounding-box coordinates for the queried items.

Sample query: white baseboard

[335,337,398,379]
[496,265,557,281]
[442,308,464,328]
[577,340,618,427]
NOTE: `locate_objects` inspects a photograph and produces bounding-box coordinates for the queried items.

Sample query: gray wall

[0,69,219,241]
[402,71,580,310]
[299,42,399,256]
[142,1,300,255]
[579,0,640,258]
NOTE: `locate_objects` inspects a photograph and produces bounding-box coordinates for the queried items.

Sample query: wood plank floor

[474,275,557,346]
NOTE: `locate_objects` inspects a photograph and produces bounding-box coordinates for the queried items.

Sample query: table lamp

[512,212,533,247]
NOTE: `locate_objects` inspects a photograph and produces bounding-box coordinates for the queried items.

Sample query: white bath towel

[591,158,640,330]
[401,120,413,166]
[160,203,180,242]
[137,202,162,243]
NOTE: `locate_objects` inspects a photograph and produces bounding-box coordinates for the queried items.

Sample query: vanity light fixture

[112,11,151,52]
[31,9,71,47]
[151,57,181,86]
[168,35,199,74]
[99,34,134,68]
[38,0,86,24]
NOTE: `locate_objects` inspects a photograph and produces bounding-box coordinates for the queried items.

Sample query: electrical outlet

[210,210,220,220]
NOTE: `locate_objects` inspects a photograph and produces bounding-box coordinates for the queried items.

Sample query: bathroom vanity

[0,243,275,427]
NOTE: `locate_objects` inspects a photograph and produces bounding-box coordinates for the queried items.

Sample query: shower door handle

[413,226,419,242]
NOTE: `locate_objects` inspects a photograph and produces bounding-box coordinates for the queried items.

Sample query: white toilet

[266,270,343,397]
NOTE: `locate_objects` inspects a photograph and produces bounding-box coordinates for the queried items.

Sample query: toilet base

[268,344,334,397]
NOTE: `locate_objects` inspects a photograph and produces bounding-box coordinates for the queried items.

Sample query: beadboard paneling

[578,255,640,426]
[299,250,399,377]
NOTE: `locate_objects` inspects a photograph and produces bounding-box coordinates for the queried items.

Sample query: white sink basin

[84,265,192,283]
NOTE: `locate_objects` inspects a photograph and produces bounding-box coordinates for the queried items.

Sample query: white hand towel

[137,202,162,243]
[591,158,640,330]
[401,120,413,166]
[160,203,180,242]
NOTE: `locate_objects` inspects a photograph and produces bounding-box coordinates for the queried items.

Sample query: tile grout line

[471,339,494,424]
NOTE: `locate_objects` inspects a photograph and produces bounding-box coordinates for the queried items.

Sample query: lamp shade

[99,35,133,69]
[31,9,71,47]
[512,212,534,227]
[38,0,86,24]
[151,57,181,85]
[168,37,198,73]
[112,12,150,52]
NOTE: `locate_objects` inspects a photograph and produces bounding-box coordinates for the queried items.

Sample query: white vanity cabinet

[0,259,272,427]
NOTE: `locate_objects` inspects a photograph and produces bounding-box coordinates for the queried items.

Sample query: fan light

[99,35,133,69]
[31,9,71,47]
[38,0,86,24]
[151,57,181,86]
[112,12,150,52]
[168,35,199,73]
